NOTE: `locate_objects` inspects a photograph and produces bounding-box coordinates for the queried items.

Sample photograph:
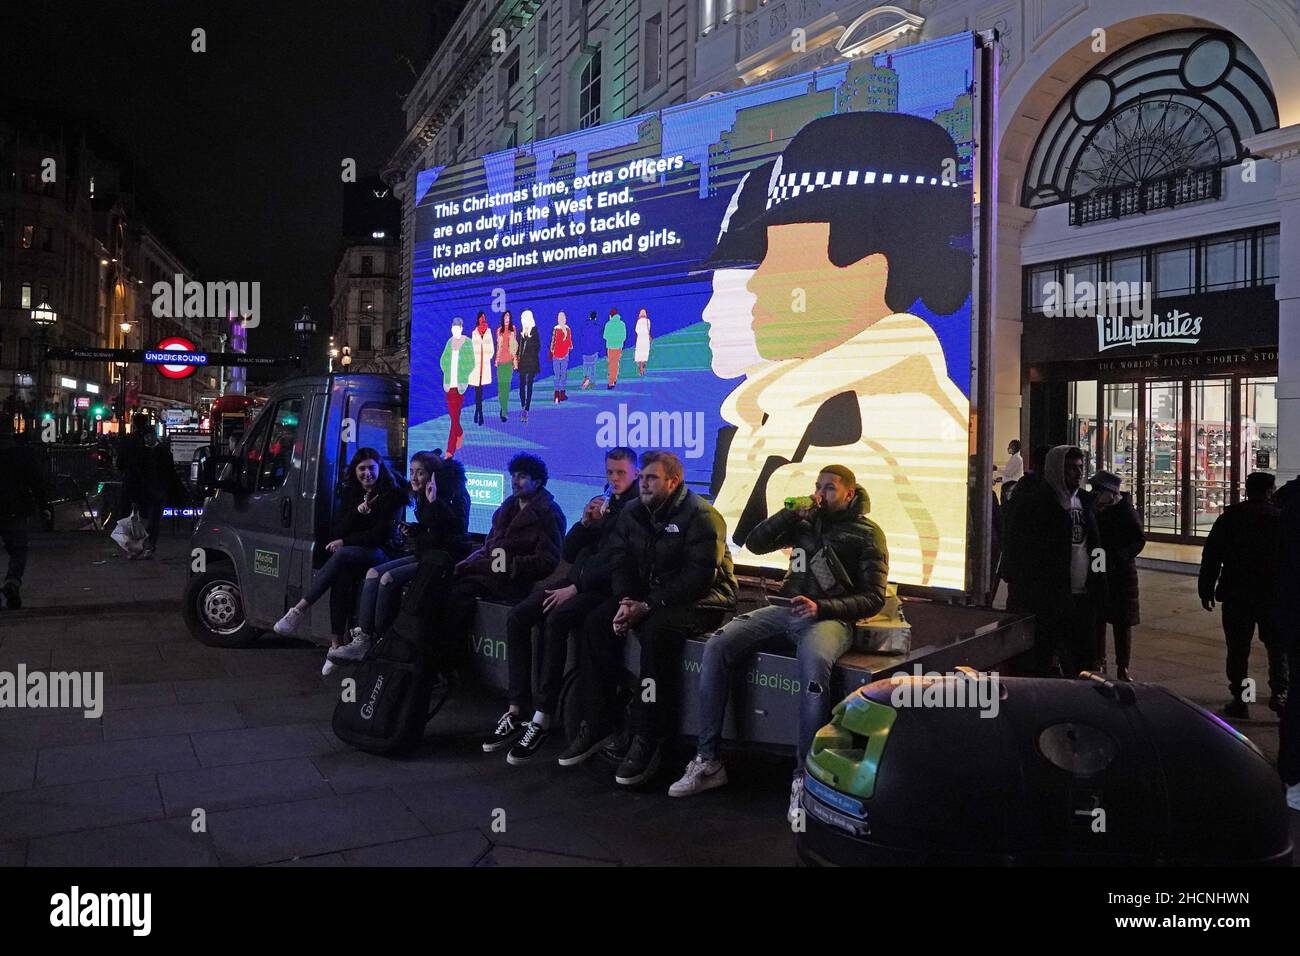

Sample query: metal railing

[1069,166,1222,225]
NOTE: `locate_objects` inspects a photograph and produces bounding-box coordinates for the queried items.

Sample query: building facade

[332,176,403,374]
[1,107,210,436]
[387,0,1300,541]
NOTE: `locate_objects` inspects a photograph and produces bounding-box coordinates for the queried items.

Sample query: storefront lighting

[85,383,100,394]
[59,376,78,389]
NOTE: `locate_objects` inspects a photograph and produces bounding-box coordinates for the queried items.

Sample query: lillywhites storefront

[1024,285,1279,542]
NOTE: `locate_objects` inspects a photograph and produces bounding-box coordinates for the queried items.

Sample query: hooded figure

[1273,476,1300,805]
[1008,444,1106,676]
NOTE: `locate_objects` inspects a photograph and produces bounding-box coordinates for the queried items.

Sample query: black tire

[183,567,260,648]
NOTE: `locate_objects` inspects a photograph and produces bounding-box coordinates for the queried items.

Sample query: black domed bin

[796,671,1293,866]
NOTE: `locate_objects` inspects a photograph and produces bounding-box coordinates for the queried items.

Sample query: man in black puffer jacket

[481,447,641,763]
[668,465,887,818]
[560,450,737,786]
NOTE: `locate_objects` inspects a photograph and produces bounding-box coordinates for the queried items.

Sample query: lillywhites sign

[1097,309,1202,352]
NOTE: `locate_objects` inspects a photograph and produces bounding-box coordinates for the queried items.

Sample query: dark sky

[1,0,466,358]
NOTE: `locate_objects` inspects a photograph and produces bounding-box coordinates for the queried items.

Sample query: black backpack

[331,551,455,755]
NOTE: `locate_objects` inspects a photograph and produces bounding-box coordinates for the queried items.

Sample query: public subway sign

[1096,309,1203,352]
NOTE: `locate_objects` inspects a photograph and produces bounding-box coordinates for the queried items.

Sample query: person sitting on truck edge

[273,448,406,669]
[329,452,470,663]
[669,465,888,821]
[558,450,737,787]
[483,446,641,764]
[427,452,566,677]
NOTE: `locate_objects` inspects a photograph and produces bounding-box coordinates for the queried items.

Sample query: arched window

[1021,30,1278,224]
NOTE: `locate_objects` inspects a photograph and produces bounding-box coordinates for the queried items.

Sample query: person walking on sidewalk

[1090,470,1144,681]
[603,308,626,389]
[468,312,494,426]
[0,420,51,609]
[117,413,179,560]
[634,307,652,376]
[1272,475,1300,810]
[1199,471,1288,720]
[550,311,572,402]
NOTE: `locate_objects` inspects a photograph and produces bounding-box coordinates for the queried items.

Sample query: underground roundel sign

[149,337,203,379]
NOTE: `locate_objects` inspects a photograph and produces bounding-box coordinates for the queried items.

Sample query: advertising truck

[185,30,1028,751]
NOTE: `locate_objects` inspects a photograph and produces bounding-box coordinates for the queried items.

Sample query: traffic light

[91,404,106,420]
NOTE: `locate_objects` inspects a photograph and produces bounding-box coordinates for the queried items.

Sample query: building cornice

[1244,123,1300,163]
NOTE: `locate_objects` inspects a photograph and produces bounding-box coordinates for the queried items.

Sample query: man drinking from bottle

[667,465,888,823]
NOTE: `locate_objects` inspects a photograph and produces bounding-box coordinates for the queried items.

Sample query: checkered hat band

[766,169,961,209]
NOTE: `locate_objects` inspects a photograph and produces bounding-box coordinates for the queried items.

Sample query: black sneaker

[601,726,632,765]
[506,721,551,765]
[1269,693,1288,715]
[481,711,526,753]
[1222,699,1249,720]
[615,735,663,787]
[2,579,20,610]
[557,721,613,767]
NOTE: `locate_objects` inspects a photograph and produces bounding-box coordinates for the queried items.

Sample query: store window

[1144,381,1182,535]
[1154,244,1194,296]
[1026,263,1057,314]
[1241,377,1278,483]
[1068,380,1099,472]
[1190,378,1231,536]
[1064,256,1100,312]
[1261,230,1279,284]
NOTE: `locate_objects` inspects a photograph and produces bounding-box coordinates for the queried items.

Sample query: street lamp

[31,302,58,434]
[293,306,317,370]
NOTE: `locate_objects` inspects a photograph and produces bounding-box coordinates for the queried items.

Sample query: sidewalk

[2,529,1296,866]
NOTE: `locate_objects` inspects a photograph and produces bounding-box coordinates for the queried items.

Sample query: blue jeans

[357,554,419,636]
[696,605,853,763]
[304,545,388,636]
[581,352,598,382]
[553,355,569,390]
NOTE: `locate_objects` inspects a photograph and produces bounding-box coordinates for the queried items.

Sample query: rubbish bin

[797,672,1293,866]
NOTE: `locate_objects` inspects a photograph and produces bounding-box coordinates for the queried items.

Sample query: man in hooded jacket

[1008,444,1106,676]
[1274,475,1300,810]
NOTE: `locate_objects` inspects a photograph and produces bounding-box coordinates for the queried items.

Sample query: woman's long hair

[408,450,441,504]
[344,446,397,495]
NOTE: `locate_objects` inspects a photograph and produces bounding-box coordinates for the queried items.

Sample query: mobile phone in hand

[767,594,795,607]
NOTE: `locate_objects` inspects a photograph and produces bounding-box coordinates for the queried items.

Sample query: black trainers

[601,726,632,765]
[2,579,20,610]
[1222,699,1249,720]
[1269,693,1288,715]
[506,721,551,765]
[615,735,663,787]
[557,721,613,767]
[482,711,526,753]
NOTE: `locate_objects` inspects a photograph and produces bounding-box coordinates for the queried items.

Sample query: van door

[227,392,308,627]
[320,389,408,550]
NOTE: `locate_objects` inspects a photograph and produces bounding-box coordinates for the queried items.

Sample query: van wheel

[184,569,260,648]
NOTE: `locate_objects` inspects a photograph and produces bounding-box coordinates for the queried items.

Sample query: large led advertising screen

[408,32,976,590]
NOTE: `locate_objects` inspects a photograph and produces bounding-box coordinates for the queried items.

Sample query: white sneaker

[668,755,728,797]
[321,658,337,677]
[787,774,805,825]
[328,628,371,663]
[273,606,305,635]
[1287,782,1300,812]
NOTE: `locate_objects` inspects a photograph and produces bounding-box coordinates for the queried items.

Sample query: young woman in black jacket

[328,452,471,663]
[272,448,405,669]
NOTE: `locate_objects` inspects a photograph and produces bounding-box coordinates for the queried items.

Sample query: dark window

[1155,244,1194,296]
[361,255,373,275]
[1201,235,1248,290]
[643,13,663,89]
[359,324,373,351]
[1026,263,1058,314]
[535,114,547,141]
[19,337,32,367]
[21,283,32,309]
[454,113,465,148]
[537,12,549,57]
[255,397,305,492]
[579,51,602,129]
[500,49,521,102]
[1064,256,1100,312]
[42,227,53,252]
[1261,229,1279,284]
[20,225,34,249]
[39,283,50,304]
[360,290,375,312]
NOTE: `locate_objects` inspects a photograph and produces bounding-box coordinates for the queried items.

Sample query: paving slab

[339,829,491,866]
[102,700,245,741]
[189,722,337,767]
[27,816,220,867]
[158,757,334,815]
[0,774,164,843]
[205,789,429,866]
[0,750,36,793]
[0,712,102,753]
[36,734,198,787]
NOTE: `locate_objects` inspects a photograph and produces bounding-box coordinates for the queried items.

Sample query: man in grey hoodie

[1004,444,1107,676]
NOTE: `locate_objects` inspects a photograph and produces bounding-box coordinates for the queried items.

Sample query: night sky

[2,0,467,359]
